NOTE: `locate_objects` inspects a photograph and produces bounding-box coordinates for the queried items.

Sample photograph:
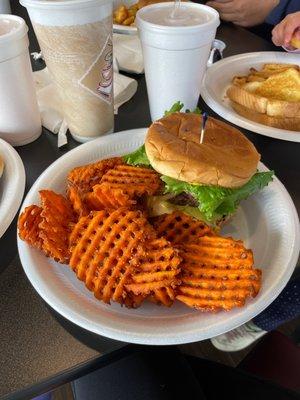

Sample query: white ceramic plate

[17,129,299,344]
[0,138,25,239]
[113,0,138,34]
[201,52,300,142]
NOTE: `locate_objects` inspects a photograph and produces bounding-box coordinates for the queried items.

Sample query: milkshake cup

[136,2,220,121]
[21,0,114,143]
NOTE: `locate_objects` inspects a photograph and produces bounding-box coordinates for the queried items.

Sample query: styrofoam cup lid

[20,0,112,10]
[0,14,27,45]
[136,2,220,34]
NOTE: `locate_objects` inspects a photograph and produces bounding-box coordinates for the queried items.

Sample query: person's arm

[272,11,300,46]
[206,0,279,27]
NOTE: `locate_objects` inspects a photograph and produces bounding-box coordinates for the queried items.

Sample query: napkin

[33,67,137,147]
[113,33,144,74]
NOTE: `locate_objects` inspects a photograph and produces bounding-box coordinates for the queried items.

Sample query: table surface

[1,3,299,400]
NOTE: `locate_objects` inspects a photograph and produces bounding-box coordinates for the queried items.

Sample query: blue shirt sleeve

[266,0,300,26]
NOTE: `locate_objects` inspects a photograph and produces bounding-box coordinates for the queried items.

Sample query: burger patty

[169,192,198,207]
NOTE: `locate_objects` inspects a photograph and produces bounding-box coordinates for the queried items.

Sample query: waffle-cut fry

[152,211,213,244]
[39,190,75,263]
[67,157,123,193]
[176,236,261,312]
[125,238,181,306]
[69,208,155,305]
[85,184,136,210]
[68,186,89,217]
[124,293,145,308]
[148,287,176,307]
[100,164,162,197]
[18,205,43,249]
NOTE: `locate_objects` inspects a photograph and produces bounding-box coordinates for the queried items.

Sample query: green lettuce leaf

[123,144,150,166]
[162,171,274,223]
[164,101,184,116]
[190,106,202,115]
[164,102,201,116]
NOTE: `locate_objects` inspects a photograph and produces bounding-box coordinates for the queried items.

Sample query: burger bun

[145,113,260,188]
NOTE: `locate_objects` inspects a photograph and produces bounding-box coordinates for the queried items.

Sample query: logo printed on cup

[79,35,113,104]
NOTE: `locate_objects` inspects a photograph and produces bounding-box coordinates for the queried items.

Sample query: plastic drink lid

[20,0,111,9]
[136,2,219,33]
[0,15,27,45]
[0,15,28,62]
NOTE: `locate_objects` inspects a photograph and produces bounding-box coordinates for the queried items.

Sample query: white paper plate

[201,52,300,142]
[113,23,137,34]
[0,138,25,239]
[17,129,299,344]
[113,0,138,34]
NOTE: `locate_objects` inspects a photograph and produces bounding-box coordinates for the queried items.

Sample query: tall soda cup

[136,2,220,121]
[21,0,114,143]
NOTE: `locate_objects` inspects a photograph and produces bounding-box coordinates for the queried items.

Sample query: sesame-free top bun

[145,113,260,188]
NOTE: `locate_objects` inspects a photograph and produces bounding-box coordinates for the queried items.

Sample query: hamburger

[123,102,273,227]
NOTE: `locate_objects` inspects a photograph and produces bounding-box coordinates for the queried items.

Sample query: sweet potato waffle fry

[18,190,75,263]
[126,237,181,306]
[69,208,155,305]
[67,157,123,193]
[85,184,136,210]
[19,155,262,313]
[68,186,89,217]
[100,164,162,197]
[176,236,262,311]
[152,211,213,244]
[39,190,75,263]
[18,205,43,249]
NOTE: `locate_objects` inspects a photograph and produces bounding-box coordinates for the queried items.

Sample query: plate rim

[17,128,300,344]
[0,138,26,239]
[201,51,300,143]
[113,23,137,34]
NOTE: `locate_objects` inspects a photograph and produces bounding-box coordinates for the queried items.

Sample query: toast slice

[227,64,300,121]
[230,101,300,131]
[291,36,300,49]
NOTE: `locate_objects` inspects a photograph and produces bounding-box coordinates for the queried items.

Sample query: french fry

[67,157,123,194]
[152,211,213,245]
[123,16,135,25]
[114,3,138,25]
[18,205,43,250]
[69,208,154,305]
[125,237,181,306]
[176,236,262,312]
[114,5,128,24]
[39,190,75,263]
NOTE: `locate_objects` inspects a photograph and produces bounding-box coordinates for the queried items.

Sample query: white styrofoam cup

[0,14,41,146]
[0,0,11,14]
[136,2,220,121]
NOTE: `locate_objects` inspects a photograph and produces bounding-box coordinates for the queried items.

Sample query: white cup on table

[0,14,41,146]
[136,2,220,121]
[0,0,11,14]
[21,0,114,144]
